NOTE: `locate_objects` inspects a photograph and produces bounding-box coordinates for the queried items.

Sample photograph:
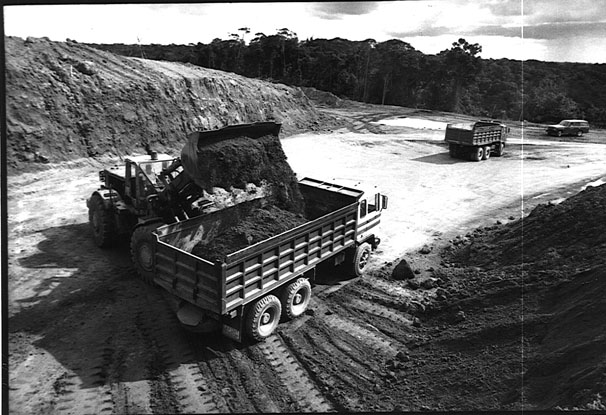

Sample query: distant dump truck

[88,122,388,342]
[445,120,509,161]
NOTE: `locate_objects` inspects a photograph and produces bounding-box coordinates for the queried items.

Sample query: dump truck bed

[153,178,363,316]
[445,121,507,146]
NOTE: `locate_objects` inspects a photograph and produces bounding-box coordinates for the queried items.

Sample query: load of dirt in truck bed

[181,124,306,214]
[191,204,308,261]
[405,182,606,409]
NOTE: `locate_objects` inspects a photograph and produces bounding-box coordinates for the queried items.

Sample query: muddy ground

[6,37,606,413]
[8,105,606,412]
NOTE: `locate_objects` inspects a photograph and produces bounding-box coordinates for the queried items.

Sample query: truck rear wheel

[280,278,311,320]
[482,146,491,160]
[131,224,160,285]
[470,146,484,162]
[246,295,282,341]
[88,194,116,248]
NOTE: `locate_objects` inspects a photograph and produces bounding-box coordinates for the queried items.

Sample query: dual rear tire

[245,277,312,341]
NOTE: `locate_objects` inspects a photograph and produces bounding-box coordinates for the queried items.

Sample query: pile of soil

[451,183,606,270]
[5,36,325,172]
[191,205,308,261]
[416,183,606,409]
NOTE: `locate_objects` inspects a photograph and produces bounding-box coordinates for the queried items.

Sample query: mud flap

[221,307,244,342]
[176,302,221,333]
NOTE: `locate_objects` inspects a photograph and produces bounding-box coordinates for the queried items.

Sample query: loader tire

[131,223,159,285]
[349,242,372,277]
[246,295,282,341]
[280,278,311,320]
[88,194,116,248]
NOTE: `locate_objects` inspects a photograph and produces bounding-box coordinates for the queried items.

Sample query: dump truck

[445,120,509,161]
[154,177,387,342]
[87,122,388,342]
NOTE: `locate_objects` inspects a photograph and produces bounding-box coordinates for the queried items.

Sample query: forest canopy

[88,30,606,127]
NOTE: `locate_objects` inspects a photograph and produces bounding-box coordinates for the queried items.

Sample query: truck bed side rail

[221,203,358,312]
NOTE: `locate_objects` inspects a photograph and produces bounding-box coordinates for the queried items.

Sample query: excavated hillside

[5,36,330,172]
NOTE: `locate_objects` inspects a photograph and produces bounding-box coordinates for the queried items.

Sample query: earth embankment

[5,36,327,172]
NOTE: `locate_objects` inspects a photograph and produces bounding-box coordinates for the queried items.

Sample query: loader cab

[124,153,176,210]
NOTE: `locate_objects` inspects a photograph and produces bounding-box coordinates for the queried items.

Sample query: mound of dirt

[301,87,344,107]
[5,36,324,172]
[191,205,308,261]
[452,183,606,270]
[430,183,606,409]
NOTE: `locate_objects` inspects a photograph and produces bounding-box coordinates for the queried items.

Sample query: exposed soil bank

[373,183,606,410]
[5,36,329,172]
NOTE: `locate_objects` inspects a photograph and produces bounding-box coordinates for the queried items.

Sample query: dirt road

[282,116,606,263]
[7,109,606,412]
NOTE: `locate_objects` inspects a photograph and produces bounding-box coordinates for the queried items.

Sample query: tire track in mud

[129,288,223,414]
[192,340,263,413]
[276,279,423,411]
[281,316,380,412]
[51,346,115,415]
[253,334,334,413]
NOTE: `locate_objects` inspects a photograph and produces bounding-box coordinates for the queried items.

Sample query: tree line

[88,29,606,127]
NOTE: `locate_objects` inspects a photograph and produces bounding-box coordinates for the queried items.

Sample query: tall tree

[439,38,483,112]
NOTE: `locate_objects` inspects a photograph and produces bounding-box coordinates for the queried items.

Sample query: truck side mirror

[381,195,388,210]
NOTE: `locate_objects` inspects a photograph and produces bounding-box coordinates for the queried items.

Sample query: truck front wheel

[88,194,116,248]
[470,146,484,162]
[350,242,372,277]
[246,295,282,341]
[280,278,311,320]
[131,224,159,285]
[494,142,505,157]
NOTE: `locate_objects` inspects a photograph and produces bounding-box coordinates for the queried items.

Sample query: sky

[3,1,606,63]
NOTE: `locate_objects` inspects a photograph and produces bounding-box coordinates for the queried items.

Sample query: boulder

[391,259,416,280]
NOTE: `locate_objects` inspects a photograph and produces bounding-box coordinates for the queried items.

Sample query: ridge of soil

[374,183,606,410]
[5,35,334,172]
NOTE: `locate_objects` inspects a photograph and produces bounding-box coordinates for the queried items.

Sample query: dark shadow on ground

[9,222,241,388]
[10,221,359,388]
[412,152,465,165]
